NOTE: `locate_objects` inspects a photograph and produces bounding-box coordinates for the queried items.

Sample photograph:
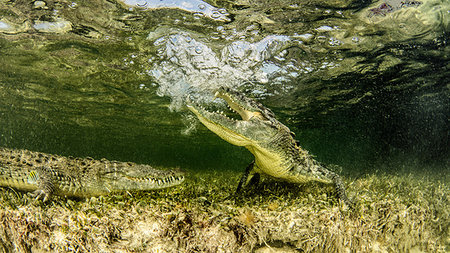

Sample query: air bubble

[316,26,333,32]
[154,37,166,46]
[169,36,178,43]
[136,0,147,7]
[211,32,220,40]
[68,2,77,8]
[34,1,46,9]
[211,11,221,19]
[194,13,204,19]
[0,22,10,30]
[198,4,205,9]
[246,25,256,31]
[328,37,342,46]
[194,46,203,54]
[316,35,327,43]
[156,89,164,97]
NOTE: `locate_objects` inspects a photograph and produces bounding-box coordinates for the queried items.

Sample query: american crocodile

[187,87,353,208]
[0,147,185,201]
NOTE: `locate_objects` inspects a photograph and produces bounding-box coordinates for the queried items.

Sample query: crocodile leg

[236,161,259,193]
[247,172,260,187]
[28,166,56,202]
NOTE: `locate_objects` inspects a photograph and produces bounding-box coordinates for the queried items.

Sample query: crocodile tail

[319,164,354,210]
[329,171,354,210]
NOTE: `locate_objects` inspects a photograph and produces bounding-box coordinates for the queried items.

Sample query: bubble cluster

[33,19,72,33]
[0,21,11,30]
[146,30,293,111]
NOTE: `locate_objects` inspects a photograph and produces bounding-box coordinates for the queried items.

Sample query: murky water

[0,0,448,172]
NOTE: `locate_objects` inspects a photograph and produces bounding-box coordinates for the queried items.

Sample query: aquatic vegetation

[0,170,448,252]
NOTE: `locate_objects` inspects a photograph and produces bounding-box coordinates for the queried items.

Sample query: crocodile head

[187,87,285,147]
[187,87,300,178]
[98,162,185,193]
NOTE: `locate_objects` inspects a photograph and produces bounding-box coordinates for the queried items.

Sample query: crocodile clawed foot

[337,192,356,212]
[29,189,51,202]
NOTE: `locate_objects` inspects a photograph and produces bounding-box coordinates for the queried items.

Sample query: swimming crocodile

[0,147,185,201]
[187,87,353,208]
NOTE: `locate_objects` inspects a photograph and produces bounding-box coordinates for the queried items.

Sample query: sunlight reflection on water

[121,0,230,21]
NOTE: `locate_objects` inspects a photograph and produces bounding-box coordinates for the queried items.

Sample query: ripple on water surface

[120,0,230,22]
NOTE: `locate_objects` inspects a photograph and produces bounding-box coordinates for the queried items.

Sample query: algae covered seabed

[0,169,448,252]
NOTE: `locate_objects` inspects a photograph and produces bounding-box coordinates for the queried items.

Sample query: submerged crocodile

[0,147,185,201]
[187,87,353,208]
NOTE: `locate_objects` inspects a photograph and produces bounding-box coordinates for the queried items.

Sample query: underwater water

[0,0,448,173]
[0,0,449,252]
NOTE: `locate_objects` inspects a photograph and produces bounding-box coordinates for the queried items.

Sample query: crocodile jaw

[110,173,185,192]
[215,90,264,121]
[187,104,254,147]
[100,165,185,193]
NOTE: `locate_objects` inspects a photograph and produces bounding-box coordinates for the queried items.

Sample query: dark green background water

[0,0,448,174]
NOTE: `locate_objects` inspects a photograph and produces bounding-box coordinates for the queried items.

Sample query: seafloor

[0,168,448,252]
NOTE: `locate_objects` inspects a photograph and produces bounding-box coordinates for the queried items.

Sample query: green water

[0,0,448,172]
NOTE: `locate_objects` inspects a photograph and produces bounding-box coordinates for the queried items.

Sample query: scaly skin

[187,87,353,208]
[0,147,185,201]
